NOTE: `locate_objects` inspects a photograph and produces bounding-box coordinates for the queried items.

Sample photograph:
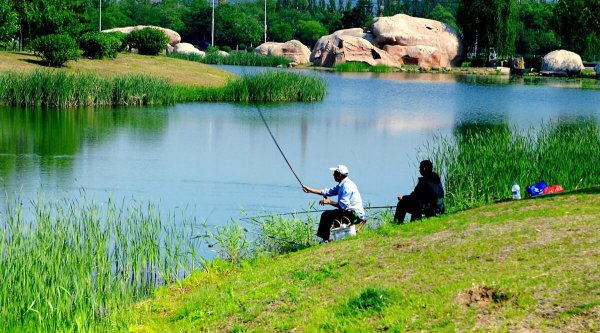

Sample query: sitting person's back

[394,160,445,223]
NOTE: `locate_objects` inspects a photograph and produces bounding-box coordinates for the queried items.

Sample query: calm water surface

[1,67,599,225]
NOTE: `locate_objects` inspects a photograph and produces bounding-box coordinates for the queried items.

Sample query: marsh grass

[179,72,327,103]
[0,70,326,106]
[0,195,200,331]
[168,52,291,67]
[422,122,600,211]
[334,62,393,73]
[0,70,173,107]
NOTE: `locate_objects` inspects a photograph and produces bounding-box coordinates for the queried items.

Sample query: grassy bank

[120,189,600,332]
[0,196,201,332]
[0,70,327,106]
[0,51,234,87]
[168,52,291,67]
[421,122,600,212]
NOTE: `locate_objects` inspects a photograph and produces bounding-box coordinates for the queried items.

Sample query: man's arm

[302,185,321,195]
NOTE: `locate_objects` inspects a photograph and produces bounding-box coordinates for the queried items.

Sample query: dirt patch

[457,285,511,308]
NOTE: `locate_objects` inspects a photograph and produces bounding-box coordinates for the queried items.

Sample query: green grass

[120,188,600,332]
[334,61,393,73]
[0,70,327,106]
[0,195,201,332]
[168,52,291,67]
[178,71,327,103]
[421,122,600,212]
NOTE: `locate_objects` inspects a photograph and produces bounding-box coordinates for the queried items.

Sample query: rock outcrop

[174,43,205,57]
[103,25,181,46]
[371,14,463,68]
[310,28,399,67]
[541,50,584,75]
[254,40,311,64]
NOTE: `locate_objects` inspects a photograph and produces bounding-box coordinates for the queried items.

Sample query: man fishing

[394,159,445,223]
[302,165,365,242]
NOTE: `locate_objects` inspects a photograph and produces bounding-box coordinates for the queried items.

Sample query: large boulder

[310,28,399,67]
[254,40,311,64]
[174,43,205,57]
[541,50,584,75]
[595,63,600,78]
[103,25,181,46]
[371,14,463,68]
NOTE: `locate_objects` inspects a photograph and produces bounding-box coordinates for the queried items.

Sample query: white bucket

[330,224,356,241]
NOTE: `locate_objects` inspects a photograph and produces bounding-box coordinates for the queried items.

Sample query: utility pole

[211,0,215,46]
[264,0,267,43]
[99,0,102,31]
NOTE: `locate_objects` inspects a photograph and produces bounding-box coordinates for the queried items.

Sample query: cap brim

[329,167,337,171]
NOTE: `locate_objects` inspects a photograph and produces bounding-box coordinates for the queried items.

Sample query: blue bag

[526,181,547,197]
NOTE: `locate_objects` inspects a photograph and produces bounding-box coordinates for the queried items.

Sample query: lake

[0,67,599,226]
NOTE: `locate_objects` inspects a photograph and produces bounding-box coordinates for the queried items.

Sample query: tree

[0,1,19,43]
[295,20,327,47]
[428,4,459,32]
[457,0,518,59]
[215,4,262,48]
[515,0,558,55]
[555,0,600,61]
[341,0,373,29]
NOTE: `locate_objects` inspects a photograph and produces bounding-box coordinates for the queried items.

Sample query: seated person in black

[394,160,445,223]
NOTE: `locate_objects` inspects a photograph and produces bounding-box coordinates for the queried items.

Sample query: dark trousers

[394,195,423,223]
[317,210,356,241]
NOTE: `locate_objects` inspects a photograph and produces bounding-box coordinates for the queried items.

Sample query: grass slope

[123,190,600,332]
[0,51,235,87]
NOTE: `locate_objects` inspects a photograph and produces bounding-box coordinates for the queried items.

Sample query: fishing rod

[239,205,396,222]
[254,104,304,187]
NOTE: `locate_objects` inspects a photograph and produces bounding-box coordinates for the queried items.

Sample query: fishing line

[255,104,304,187]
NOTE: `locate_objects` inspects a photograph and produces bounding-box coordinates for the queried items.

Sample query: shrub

[106,31,128,52]
[220,45,232,53]
[125,28,169,55]
[79,32,121,59]
[32,34,80,67]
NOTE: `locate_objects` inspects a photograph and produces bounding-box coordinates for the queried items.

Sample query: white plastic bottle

[512,182,521,200]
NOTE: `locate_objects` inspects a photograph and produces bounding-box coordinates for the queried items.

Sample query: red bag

[542,185,564,195]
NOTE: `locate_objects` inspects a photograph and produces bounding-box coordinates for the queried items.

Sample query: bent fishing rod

[254,104,304,187]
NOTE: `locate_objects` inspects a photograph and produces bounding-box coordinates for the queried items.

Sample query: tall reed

[421,122,600,211]
[334,62,393,73]
[0,70,326,106]
[177,72,327,103]
[168,52,291,67]
[0,195,201,331]
[0,70,173,107]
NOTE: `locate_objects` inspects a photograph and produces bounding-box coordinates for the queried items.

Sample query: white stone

[174,43,205,56]
[254,40,311,64]
[371,14,463,67]
[541,50,585,75]
[103,25,181,46]
[310,29,399,67]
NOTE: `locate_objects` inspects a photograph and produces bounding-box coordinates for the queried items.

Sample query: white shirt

[321,177,365,219]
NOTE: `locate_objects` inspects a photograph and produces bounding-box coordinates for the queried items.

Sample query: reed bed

[421,122,600,211]
[168,52,291,67]
[0,195,200,331]
[334,62,393,73]
[0,70,326,106]
[179,72,327,103]
[0,70,173,107]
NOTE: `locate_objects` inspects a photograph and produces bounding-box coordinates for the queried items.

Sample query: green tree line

[0,0,599,61]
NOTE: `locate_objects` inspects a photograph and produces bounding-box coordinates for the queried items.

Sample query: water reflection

[0,107,169,189]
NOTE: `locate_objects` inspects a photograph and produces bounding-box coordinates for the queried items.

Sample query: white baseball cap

[329,164,349,175]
